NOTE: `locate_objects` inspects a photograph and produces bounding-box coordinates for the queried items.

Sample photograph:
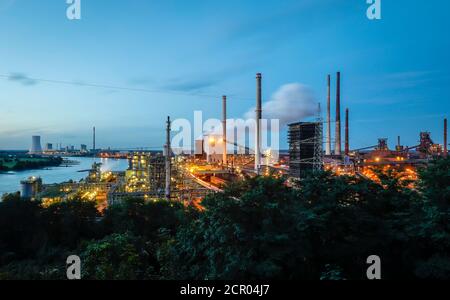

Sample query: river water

[0,157,129,196]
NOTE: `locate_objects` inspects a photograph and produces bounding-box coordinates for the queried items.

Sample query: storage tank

[20,177,43,199]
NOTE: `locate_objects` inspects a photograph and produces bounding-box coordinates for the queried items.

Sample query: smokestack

[445,118,448,158]
[255,73,262,173]
[222,95,227,166]
[326,75,332,155]
[398,136,401,148]
[345,108,349,156]
[165,116,171,200]
[335,71,342,155]
[93,126,96,152]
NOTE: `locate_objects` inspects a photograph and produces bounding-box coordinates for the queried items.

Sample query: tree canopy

[0,158,448,280]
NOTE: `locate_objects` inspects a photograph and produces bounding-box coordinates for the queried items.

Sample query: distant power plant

[27,126,99,156]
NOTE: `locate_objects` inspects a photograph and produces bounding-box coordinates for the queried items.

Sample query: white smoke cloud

[245,83,317,127]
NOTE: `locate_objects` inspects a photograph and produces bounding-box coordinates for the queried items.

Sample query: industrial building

[125,152,166,193]
[27,72,448,210]
[288,122,323,179]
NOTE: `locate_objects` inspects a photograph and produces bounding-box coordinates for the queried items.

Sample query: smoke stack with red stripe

[335,71,342,155]
[326,75,332,155]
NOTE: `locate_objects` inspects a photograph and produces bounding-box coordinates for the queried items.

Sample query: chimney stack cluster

[325,72,346,156]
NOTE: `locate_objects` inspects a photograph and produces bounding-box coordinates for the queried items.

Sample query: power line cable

[0,73,255,101]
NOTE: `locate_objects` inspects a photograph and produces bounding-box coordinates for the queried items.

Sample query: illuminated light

[375,157,381,162]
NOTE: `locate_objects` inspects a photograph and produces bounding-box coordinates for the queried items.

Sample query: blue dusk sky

[0,0,449,150]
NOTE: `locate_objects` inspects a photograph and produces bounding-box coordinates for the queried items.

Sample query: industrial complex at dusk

[0,0,448,288]
[8,71,447,212]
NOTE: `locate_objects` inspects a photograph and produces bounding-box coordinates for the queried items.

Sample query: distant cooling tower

[30,136,43,154]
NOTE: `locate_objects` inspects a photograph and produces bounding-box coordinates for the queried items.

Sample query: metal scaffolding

[288,121,323,179]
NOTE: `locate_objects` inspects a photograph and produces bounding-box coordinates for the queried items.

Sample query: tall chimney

[335,71,342,155]
[345,108,349,156]
[222,95,227,166]
[93,126,96,152]
[326,75,332,155]
[165,116,171,200]
[255,73,262,173]
[445,118,448,158]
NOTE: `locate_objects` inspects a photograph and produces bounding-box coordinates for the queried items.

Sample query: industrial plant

[19,72,447,211]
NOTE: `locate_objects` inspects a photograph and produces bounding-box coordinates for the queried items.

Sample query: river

[0,157,129,196]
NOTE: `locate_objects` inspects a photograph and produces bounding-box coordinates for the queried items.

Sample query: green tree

[81,233,156,280]
[101,198,193,240]
[412,158,450,279]
[41,198,100,249]
[161,170,434,280]
[0,194,44,262]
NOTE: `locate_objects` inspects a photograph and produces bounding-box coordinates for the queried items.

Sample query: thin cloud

[7,73,38,86]
[162,78,219,92]
[383,70,437,89]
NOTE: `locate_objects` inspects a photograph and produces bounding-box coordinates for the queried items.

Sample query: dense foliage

[0,156,63,172]
[0,158,448,280]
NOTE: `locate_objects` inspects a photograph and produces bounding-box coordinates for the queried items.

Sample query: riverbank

[0,156,64,172]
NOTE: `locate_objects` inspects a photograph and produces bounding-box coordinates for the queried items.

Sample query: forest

[0,158,448,280]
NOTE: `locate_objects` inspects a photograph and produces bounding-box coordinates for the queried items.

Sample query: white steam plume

[245,83,317,127]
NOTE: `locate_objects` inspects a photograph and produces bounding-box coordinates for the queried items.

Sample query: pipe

[326,75,332,156]
[335,71,342,155]
[165,116,171,200]
[345,108,349,156]
[445,118,448,158]
[222,95,227,166]
[255,73,262,173]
